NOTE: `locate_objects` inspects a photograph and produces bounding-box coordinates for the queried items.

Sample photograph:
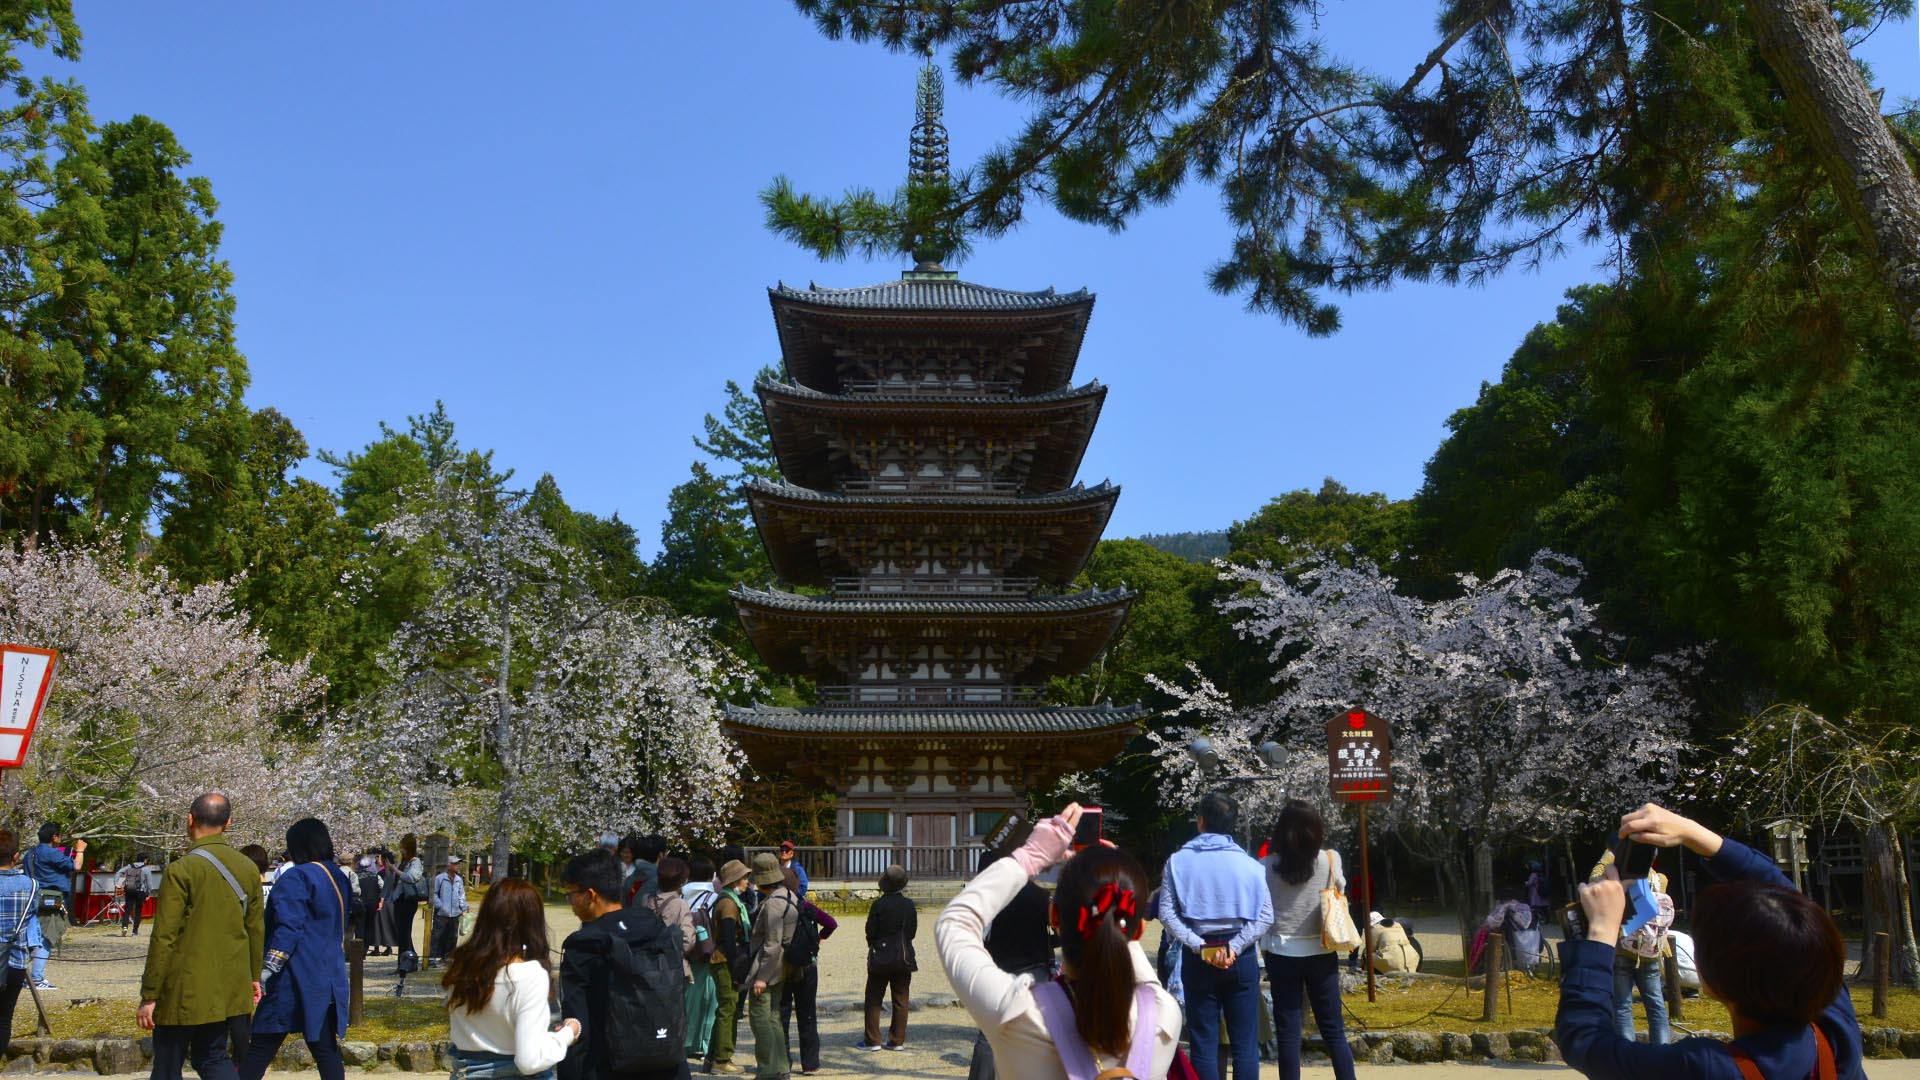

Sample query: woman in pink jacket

[937,804,1182,1080]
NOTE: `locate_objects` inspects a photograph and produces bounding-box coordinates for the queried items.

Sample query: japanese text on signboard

[1327,709,1392,802]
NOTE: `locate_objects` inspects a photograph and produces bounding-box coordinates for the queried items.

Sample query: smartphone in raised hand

[1072,807,1104,850]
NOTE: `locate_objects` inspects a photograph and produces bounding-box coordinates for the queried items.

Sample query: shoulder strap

[1727,1025,1837,1080]
[190,848,249,916]
[1125,983,1158,1078]
[1033,980,1098,1080]
[310,863,347,941]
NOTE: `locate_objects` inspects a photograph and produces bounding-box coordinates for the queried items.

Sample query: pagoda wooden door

[907,812,955,877]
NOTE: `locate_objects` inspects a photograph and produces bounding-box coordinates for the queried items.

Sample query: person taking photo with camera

[1555,803,1864,1080]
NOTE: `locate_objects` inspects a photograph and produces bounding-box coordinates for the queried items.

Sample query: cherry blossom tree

[0,544,325,846]
[1151,548,1694,949]
[330,474,751,870]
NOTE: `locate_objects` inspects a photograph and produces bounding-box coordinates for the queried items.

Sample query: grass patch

[15,996,453,1044]
[1341,975,1920,1034]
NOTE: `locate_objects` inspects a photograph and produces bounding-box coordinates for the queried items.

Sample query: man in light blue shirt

[1160,792,1273,1080]
[425,855,468,969]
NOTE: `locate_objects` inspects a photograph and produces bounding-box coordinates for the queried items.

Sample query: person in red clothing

[1555,804,1862,1080]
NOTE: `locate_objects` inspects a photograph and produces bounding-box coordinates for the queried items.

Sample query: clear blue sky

[53,3,1918,555]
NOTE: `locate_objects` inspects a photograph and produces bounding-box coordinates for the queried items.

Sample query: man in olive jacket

[137,793,265,1080]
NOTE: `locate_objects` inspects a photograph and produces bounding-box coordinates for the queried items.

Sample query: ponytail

[1054,846,1150,1059]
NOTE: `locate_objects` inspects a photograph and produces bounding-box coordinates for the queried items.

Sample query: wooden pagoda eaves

[729,584,1136,684]
[742,479,1121,589]
[756,378,1108,494]
[770,278,1095,397]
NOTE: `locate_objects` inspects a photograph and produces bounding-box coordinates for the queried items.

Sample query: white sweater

[447,959,576,1073]
[937,859,1181,1080]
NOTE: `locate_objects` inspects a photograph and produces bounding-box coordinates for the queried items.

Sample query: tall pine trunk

[1746,0,1920,349]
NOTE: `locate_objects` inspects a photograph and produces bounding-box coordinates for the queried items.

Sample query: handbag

[867,928,913,976]
[1319,851,1364,952]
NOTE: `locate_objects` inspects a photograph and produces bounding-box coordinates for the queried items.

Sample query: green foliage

[1227,478,1413,569]
[692,368,780,483]
[776,0,1905,331]
[1131,530,1228,563]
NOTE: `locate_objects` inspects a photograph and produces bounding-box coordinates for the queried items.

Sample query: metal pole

[1360,802,1376,1003]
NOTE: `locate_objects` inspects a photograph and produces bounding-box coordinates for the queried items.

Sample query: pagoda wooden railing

[840,379,1019,397]
[839,476,1021,494]
[832,576,1038,597]
[747,844,990,883]
[815,684,1044,708]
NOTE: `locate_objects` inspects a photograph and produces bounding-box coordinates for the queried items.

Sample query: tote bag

[1319,851,1364,952]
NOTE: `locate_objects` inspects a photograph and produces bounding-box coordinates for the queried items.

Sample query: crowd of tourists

[0,791,1866,1080]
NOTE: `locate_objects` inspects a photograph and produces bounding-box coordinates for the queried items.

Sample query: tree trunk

[491,585,515,877]
[1894,832,1920,988]
[1442,856,1474,962]
[1862,824,1900,983]
[1746,0,1920,349]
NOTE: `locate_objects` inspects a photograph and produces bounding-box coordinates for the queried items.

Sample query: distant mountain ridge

[1130,530,1229,563]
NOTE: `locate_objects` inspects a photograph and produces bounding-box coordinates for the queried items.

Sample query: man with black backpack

[744,853,798,1080]
[558,848,690,1080]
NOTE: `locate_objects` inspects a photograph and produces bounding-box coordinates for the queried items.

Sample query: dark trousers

[391,898,420,956]
[778,962,819,1070]
[152,1017,248,1080]
[0,965,23,1040]
[966,1030,997,1080]
[238,1007,344,1080]
[1265,951,1357,1080]
[430,913,460,960]
[122,891,147,934]
[1182,948,1262,1080]
[862,970,910,1048]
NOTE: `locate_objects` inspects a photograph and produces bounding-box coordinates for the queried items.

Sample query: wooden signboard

[1327,708,1391,802]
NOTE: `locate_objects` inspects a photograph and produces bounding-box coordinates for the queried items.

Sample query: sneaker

[708,1063,738,1075]
[31,981,54,991]
[854,1042,882,1053]
[883,1044,905,1051]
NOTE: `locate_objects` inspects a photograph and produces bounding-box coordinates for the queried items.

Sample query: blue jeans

[445,1048,555,1080]
[1181,947,1261,1080]
[1264,951,1356,1080]
[1612,953,1669,1044]
[28,945,45,985]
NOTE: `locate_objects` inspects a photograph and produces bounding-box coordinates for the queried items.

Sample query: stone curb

[5,1024,1918,1072]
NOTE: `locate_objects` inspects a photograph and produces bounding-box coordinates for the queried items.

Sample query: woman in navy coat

[239,818,352,1080]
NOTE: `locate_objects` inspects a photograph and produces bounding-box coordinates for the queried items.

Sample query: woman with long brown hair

[937,803,1180,1079]
[1260,799,1356,1080]
[444,879,579,1079]
[389,834,426,965]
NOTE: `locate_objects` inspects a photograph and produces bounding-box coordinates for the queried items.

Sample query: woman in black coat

[861,865,917,1051]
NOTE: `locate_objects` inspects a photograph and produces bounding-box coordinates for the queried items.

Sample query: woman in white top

[938,803,1182,1080]
[1260,799,1357,1080]
[443,878,579,1079]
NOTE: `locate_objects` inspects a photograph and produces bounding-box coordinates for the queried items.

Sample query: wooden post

[1360,803,1376,1003]
[1481,932,1503,1022]
[347,935,367,1025]
[23,970,49,1035]
[1874,930,1891,1019]
[1663,950,1685,1021]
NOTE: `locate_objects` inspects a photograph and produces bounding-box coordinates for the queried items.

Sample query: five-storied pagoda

[723,63,1144,873]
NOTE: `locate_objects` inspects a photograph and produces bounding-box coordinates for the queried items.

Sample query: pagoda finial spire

[909,56,949,191]
[905,54,957,277]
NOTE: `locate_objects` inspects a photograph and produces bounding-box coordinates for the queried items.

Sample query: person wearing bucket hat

[745,853,799,1079]
[704,860,753,1075]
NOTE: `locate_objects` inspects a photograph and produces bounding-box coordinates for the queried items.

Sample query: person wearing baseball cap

[776,841,808,900]
[427,855,468,969]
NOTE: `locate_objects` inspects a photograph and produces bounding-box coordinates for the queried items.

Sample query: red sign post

[1327,709,1391,1001]
[0,645,57,768]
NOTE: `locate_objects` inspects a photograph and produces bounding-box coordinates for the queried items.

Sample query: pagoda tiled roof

[770,278,1090,312]
[744,478,1117,509]
[723,701,1148,736]
[757,378,1105,408]
[729,584,1134,616]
